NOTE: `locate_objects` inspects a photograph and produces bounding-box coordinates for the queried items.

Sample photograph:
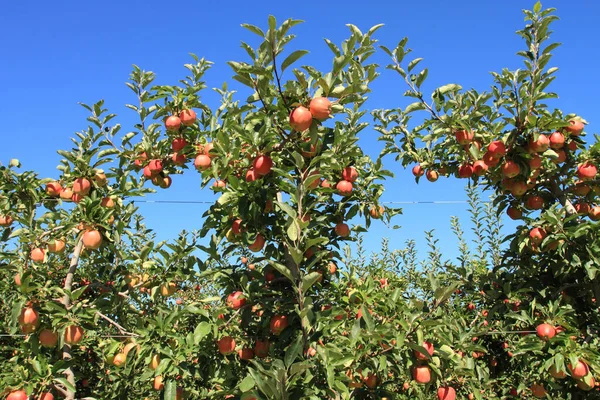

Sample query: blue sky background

[1,0,598,263]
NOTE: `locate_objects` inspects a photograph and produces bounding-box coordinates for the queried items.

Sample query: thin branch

[96,311,139,337]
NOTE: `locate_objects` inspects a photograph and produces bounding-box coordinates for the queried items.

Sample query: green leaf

[407,58,423,72]
[164,380,176,400]
[241,23,265,37]
[268,260,294,282]
[276,201,297,218]
[53,377,76,393]
[194,322,211,344]
[534,1,542,13]
[239,374,255,392]
[287,220,299,242]
[302,272,322,292]
[281,50,309,72]
[285,335,303,368]
[405,102,426,113]
[360,304,374,331]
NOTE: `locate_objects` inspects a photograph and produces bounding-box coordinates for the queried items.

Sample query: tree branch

[62,237,84,400]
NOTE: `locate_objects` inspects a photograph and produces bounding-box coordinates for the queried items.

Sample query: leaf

[281,50,309,72]
[534,1,542,13]
[302,272,323,292]
[287,220,299,242]
[360,304,374,331]
[407,58,423,72]
[268,260,295,282]
[239,374,255,392]
[164,380,176,400]
[405,102,426,114]
[275,201,297,218]
[194,322,211,344]
[284,335,303,368]
[53,377,76,393]
[241,23,265,37]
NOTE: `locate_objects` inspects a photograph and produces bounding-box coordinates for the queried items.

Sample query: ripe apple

[576,375,595,391]
[565,119,584,135]
[226,291,246,310]
[253,155,273,176]
[336,180,353,196]
[437,386,456,400]
[414,341,434,360]
[412,365,431,384]
[165,115,182,131]
[549,131,565,149]
[588,206,600,221]
[335,223,350,237]
[309,97,332,120]
[455,129,474,145]
[150,354,160,370]
[248,234,265,252]
[270,315,288,335]
[457,163,473,178]
[6,390,27,400]
[525,195,544,210]
[487,140,506,157]
[218,336,236,355]
[254,339,270,358]
[549,364,567,379]
[575,202,590,215]
[568,360,589,379]
[369,205,384,219]
[39,329,58,347]
[171,137,188,152]
[172,152,186,166]
[531,383,546,398]
[577,162,597,180]
[39,392,54,400]
[113,352,127,367]
[289,106,313,131]
[572,181,590,196]
[73,178,91,195]
[529,227,546,245]
[30,248,45,263]
[472,160,488,176]
[179,109,196,126]
[528,134,549,152]
[232,219,243,235]
[363,372,377,389]
[203,142,216,158]
[246,168,258,182]
[0,215,13,227]
[482,152,500,167]
[342,166,358,182]
[46,181,63,197]
[507,207,522,220]
[426,170,439,182]
[64,325,84,344]
[412,164,424,177]
[529,154,542,169]
[153,375,164,391]
[20,307,39,326]
[536,323,556,340]
[82,230,102,250]
[238,348,255,360]
[510,180,527,197]
[502,161,520,178]
[194,154,211,171]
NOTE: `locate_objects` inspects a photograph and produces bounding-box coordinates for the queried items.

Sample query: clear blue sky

[1,0,598,263]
